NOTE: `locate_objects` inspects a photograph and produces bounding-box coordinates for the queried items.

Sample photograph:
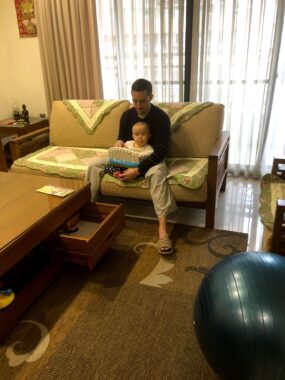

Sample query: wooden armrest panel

[205,131,230,228]
[208,131,230,188]
[271,200,285,254]
[10,127,50,144]
[209,131,230,159]
[9,127,50,161]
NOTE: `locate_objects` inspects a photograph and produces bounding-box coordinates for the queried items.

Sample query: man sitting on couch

[86,78,177,254]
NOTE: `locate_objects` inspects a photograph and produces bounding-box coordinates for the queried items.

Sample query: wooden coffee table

[0,172,90,342]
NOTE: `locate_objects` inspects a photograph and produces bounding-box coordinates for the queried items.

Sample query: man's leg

[145,161,177,253]
[85,157,108,202]
[158,215,169,241]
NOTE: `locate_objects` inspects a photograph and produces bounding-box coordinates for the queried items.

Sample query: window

[96,0,186,101]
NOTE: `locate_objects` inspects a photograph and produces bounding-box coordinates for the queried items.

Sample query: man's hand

[113,140,124,147]
[117,168,139,181]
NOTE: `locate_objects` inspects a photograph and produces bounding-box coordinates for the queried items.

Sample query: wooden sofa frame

[0,142,8,172]
[270,157,285,255]
[9,127,230,229]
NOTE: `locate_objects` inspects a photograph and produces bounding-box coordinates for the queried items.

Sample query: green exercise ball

[194,252,285,380]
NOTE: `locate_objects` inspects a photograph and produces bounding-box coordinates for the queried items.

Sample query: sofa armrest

[205,131,230,227]
[9,127,50,161]
[209,131,230,158]
[272,157,285,179]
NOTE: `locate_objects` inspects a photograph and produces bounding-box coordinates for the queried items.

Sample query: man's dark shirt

[118,104,171,176]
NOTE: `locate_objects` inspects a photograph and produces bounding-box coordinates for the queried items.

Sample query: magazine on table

[36,185,75,197]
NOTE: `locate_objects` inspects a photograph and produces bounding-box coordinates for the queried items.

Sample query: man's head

[132,121,151,148]
[131,79,153,118]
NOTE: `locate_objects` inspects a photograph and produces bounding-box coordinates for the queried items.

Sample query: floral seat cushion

[14,145,107,179]
[259,173,285,230]
[13,145,208,190]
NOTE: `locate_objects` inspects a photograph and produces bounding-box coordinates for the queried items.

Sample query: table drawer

[48,202,124,270]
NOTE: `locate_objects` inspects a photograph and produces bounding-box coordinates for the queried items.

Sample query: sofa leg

[205,209,215,229]
[220,174,227,192]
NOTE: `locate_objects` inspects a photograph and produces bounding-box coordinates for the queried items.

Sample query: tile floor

[120,176,263,252]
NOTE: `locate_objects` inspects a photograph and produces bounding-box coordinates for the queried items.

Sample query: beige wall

[0,0,47,120]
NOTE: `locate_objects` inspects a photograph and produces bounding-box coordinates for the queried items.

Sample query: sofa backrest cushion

[49,100,224,157]
[49,100,130,148]
[168,103,224,158]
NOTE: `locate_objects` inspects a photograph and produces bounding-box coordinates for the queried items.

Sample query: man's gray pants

[85,158,177,218]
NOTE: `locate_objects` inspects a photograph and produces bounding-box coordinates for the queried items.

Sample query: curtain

[190,0,285,178]
[95,0,186,101]
[34,0,103,114]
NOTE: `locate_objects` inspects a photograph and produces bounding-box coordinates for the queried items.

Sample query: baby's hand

[117,168,139,181]
[113,171,120,178]
[116,172,125,179]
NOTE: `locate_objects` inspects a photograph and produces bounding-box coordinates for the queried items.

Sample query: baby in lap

[104,121,153,178]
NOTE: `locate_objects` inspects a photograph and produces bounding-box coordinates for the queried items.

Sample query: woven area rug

[0,218,248,380]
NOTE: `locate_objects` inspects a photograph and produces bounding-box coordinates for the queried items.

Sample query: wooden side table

[0,117,49,170]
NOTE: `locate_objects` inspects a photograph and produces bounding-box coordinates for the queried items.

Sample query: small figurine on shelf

[22,104,30,124]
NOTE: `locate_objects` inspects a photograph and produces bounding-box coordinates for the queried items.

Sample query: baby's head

[132,121,151,147]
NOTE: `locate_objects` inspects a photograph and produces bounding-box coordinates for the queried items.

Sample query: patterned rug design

[0,218,247,380]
